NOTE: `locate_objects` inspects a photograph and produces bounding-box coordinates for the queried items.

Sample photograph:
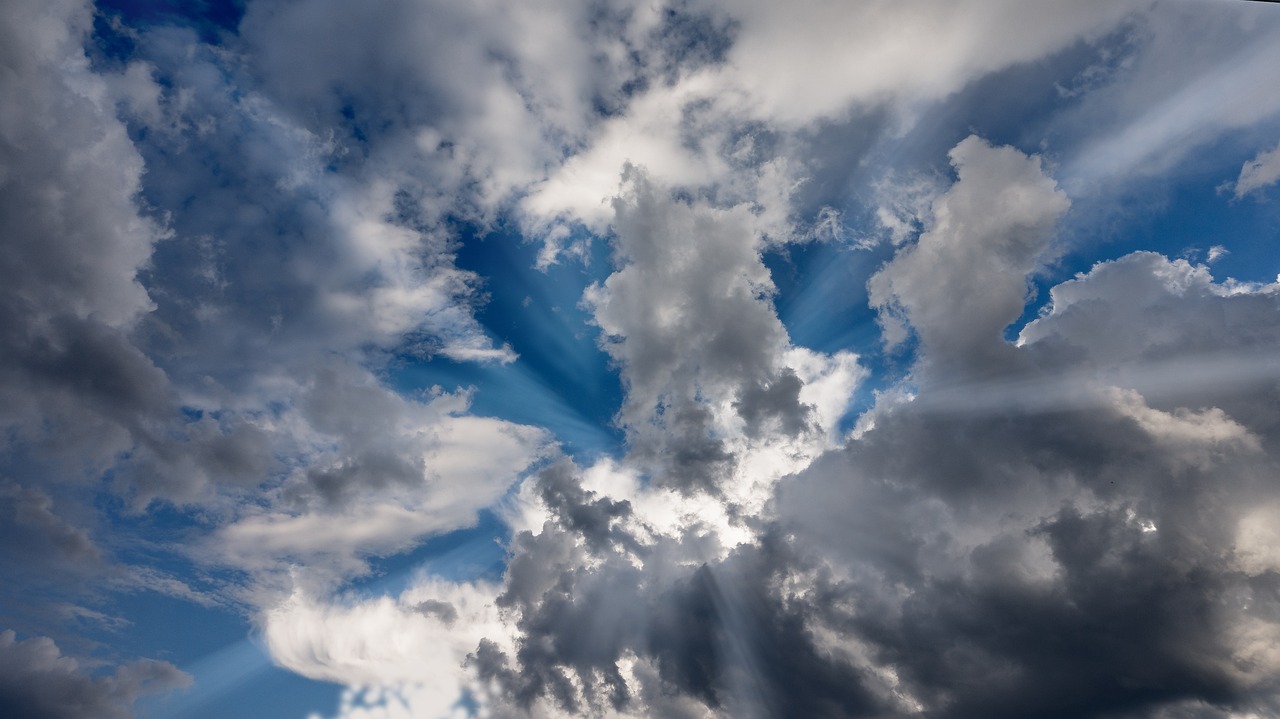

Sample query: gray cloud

[586,167,813,492]
[456,137,1280,719]
[868,136,1071,375]
[0,0,552,662]
[766,141,1280,719]
[0,629,190,719]
[7,1,1280,717]
[482,467,886,718]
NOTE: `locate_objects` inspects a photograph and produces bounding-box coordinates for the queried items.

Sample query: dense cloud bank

[3,0,1280,717]
[467,143,1280,719]
[270,141,1280,719]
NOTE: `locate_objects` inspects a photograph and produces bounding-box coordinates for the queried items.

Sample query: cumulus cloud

[584,167,810,492]
[304,136,1280,719]
[0,630,190,719]
[771,141,1280,719]
[868,136,1070,371]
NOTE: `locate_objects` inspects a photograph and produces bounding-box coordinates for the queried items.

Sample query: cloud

[1233,142,1280,198]
[584,167,823,493]
[0,0,160,329]
[199,363,551,598]
[521,0,1147,245]
[769,141,1280,719]
[0,0,174,492]
[0,0,558,686]
[777,282,1280,719]
[0,484,103,573]
[7,2,1280,718]
[0,630,190,719]
[1062,3,1280,187]
[868,136,1070,371]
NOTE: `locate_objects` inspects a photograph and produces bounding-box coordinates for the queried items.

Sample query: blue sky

[3,1,1280,718]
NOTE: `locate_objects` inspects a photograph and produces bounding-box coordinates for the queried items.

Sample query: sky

[3,1,1280,718]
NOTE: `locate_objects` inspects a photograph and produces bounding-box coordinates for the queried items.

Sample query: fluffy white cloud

[522,0,1149,245]
[264,580,510,695]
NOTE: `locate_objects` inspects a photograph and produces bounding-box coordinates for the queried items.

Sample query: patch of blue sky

[93,0,244,46]
[1013,127,1280,337]
[116,592,340,719]
[1082,134,1280,284]
[763,239,906,429]
[390,222,625,463]
[97,501,348,719]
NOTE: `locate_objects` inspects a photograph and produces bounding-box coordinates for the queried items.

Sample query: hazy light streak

[899,349,1280,417]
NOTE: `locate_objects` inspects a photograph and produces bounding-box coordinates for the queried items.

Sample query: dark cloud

[765,148,1280,718]
[536,460,636,553]
[734,369,812,439]
[0,629,190,719]
[778,394,1280,718]
[483,498,888,718]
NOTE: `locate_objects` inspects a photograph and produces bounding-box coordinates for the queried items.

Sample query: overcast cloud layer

[3,1,1280,718]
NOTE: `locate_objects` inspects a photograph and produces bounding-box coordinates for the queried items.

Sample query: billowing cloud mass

[0,630,190,719]
[3,1,1280,718]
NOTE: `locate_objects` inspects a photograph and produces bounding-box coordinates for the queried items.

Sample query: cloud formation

[0,630,189,719]
[4,1,1280,718]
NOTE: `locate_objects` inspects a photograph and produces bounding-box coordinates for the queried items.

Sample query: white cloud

[705,0,1147,128]
[1233,142,1280,198]
[519,0,1149,256]
[1107,386,1260,470]
[203,368,550,596]
[264,580,509,691]
[1234,502,1280,576]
